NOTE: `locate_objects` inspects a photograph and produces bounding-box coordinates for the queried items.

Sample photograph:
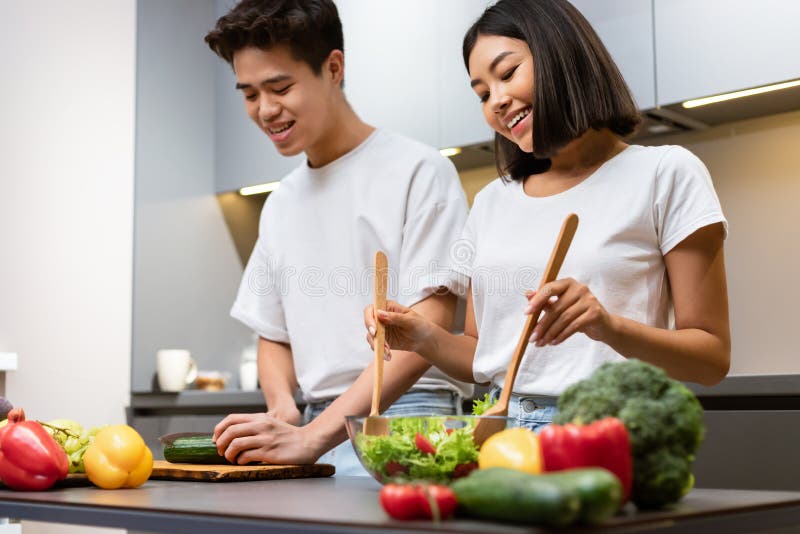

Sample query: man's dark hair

[205,0,343,75]
[462,0,641,181]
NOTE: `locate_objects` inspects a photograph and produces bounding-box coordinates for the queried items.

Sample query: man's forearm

[257,338,299,410]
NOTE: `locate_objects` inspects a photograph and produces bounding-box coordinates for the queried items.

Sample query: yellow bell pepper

[478,427,542,474]
[83,425,153,489]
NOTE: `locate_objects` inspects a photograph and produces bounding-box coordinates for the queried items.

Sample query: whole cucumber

[546,468,623,524]
[451,467,581,526]
[163,435,231,464]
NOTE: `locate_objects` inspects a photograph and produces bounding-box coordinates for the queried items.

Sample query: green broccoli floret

[630,448,694,509]
[554,359,705,510]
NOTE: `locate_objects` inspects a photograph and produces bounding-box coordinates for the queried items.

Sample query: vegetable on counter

[0,408,69,491]
[477,427,542,474]
[554,359,705,509]
[0,396,12,420]
[83,425,153,489]
[539,417,632,502]
[379,483,457,521]
[452,466,621,526]
[42,419,102,474]
[163,435,231,464]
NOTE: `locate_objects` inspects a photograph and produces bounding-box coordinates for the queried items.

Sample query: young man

[206,0,473,474]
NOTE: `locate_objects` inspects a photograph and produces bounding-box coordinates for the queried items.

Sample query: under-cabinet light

[682,78,800,109]
[239,181,281,196]
[439,147,462,157]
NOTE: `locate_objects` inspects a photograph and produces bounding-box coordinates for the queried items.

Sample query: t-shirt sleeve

[654,146,728,255]
[447,199,479,299]
[396,157,469,307]
[229,199,290,344]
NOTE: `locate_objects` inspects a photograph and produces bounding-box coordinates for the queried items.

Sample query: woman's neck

[523,129,627,197]
[549,128,627,177]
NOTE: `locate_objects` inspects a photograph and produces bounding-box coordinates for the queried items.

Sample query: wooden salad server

[363,251,390,436]
[472,213,580,446]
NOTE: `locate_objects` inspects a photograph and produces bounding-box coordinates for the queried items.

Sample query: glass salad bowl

[345,414,516,484]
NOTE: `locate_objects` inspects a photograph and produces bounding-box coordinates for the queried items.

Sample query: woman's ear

[325,49,345,86]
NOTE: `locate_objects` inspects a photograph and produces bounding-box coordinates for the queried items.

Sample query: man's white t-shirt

[231,129,474,403]
[451,145,727,396]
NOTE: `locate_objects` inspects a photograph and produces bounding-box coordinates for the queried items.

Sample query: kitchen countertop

[2,478,800,533]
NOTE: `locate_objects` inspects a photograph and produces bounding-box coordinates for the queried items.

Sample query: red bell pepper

[0,408,69,491]
[379,483,457,521]
[539,417,632,502]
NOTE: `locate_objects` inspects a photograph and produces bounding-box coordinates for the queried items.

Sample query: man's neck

[305,102,375,168]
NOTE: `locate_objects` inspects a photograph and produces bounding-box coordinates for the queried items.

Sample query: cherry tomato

[452,461,478,479]
[385,461,409,477]
[414,433,437,455]
[379,483,457,521]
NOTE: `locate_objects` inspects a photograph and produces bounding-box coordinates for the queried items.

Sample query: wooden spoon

[363,251,390,436]
[473,213,580,446]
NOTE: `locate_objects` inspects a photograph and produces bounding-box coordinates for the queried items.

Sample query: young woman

[365,0,730,430]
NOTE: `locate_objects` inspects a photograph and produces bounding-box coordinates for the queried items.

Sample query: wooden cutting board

[46,461,334,487]
[149,460,335,482]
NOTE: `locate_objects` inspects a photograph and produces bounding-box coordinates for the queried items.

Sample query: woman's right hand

[363,300,434,358]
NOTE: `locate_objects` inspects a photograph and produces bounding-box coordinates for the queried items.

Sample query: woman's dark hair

[205,0,343,76]
[463,0,641,181]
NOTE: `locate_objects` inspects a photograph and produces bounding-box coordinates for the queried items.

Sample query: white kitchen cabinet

[336,0,440,148]
[436,0,495,149]
[571,0,656,110]
[339,0,494,149]
[654,0,800,105]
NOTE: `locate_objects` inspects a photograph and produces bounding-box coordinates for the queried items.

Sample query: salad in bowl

[345,413,514,484]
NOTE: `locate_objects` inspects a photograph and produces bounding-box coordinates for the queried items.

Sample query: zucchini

[451,467,580,526]
[451,467,621,526]
[163,435,231,464]
[546,468,623,524]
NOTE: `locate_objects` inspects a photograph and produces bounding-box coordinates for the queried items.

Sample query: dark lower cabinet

[693,410,800,492]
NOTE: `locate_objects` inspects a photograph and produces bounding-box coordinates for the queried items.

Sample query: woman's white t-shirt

[450,145,727,396]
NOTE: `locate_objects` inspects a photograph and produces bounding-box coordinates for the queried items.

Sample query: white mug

[239,360,258,391]
[157,349,198,392]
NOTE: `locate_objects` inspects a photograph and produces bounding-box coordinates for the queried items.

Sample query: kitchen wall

[656,110,800,375]
[132,0,252,392]
[0,1,135,533]
[458,109,800,376]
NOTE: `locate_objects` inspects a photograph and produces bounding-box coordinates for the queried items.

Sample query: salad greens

[356,416,480,483]
[471,393,497,416]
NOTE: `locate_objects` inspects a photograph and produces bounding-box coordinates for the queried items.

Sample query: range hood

[635,78,800,140]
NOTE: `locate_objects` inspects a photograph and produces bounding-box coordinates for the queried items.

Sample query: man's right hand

[213,412,322,465]
[265,403,302,426]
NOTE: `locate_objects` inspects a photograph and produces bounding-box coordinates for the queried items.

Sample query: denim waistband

[304,389,462,423]
[489,387,559,409]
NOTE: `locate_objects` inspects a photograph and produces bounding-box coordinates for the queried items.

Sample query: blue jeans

[489,387,558,433]
[304,389,462,477]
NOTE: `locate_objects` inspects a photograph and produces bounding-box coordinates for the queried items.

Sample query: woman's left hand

[524,278,614,346]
